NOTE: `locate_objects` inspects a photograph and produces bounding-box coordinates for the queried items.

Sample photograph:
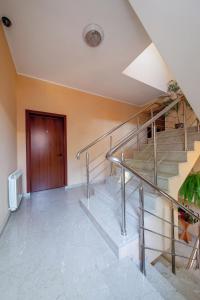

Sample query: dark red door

[27,112,66,192]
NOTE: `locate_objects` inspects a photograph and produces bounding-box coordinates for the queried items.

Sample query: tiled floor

[0,187,163,300]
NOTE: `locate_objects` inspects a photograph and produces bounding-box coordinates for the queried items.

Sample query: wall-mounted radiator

[8,170,23,211]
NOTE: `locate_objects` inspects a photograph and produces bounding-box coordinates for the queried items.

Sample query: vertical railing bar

[171,203,176,274]
[110,136,113,176]
[197,225,200,269]
[121,152,127,236]
[183,100,188,151]
[197,119,200,133]
[139,181,146,275]
[188,225,200,270]
[153,122,157,185]
[137,117,140,151]
[86,152,90,199]
[151,108,154,137]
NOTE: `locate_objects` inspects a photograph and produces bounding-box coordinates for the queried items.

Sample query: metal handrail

[107,98,180,156]
[114,159,200,222]
[106,96,200,274]
[76,100,158,159]
[106,97,200,221]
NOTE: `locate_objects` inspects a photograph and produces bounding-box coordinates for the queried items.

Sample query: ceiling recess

[83,24,104,47]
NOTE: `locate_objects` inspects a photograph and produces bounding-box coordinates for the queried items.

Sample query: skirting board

[0,210,10,237]
[65,179,106,190]
[65,182,85,190]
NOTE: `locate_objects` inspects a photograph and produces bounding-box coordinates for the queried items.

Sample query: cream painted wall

[123,43,173,92]
[0,25,17,231]
[16,75,139,192]
[129,0,200,119]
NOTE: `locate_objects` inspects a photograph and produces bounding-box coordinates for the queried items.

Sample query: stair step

[156,127,198,137]
[126,158,179,176]
[129,168,174,191]
[146,263,186,300]
[80,195,139,259]
[134,150,188,163]
[154,256,200,300]
[148,133,200,145]
[140,142,194,152]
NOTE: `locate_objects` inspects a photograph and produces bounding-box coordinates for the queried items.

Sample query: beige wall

[0,25,17,230]
[129,0,200,119]
[192,157,200,173]
[16,75,139,191]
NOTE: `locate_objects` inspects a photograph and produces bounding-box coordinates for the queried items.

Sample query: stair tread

[144,141,195,146]
[155,257,200,300]
[131,167,176,179]
[127,158,180,165]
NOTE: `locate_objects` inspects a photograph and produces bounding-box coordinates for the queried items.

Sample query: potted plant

[178,172,200,242]
[178,205,199,243]
[163,80,192,129]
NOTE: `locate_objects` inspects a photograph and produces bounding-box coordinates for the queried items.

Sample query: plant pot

[179,218,192,243]
[175,123,184,129]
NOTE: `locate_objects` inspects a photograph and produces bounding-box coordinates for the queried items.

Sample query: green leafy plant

[163,80,192,125]
[179,172,200,207]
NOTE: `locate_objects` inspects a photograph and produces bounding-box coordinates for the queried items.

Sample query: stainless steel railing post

[197,225,200,269]
[137,117,140,151]
[187,230,200,270]
[153,122,157,185]
[110,136,113,176]
[139,182,146,275]
[183,101,188,151]
[197,119,200,133]
[86,152,90,199]
[171,204,176,274]
[121,152,127,236]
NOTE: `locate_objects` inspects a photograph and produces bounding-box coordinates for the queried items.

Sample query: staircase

[126,127,200,198]
[76,97,200,300]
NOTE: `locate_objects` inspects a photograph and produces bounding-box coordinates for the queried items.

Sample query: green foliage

[179,172,200,207]
[168,80,180,93]
[164,80,192,121]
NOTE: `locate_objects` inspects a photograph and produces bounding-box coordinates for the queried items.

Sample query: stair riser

[140,173,169,191]
[148,134,200,144]
[141,143,194,151]
[134,151,187,162]
[156,127,198,138]
[128,161,179,175]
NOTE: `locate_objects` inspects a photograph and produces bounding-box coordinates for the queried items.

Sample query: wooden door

[26,111,67,192]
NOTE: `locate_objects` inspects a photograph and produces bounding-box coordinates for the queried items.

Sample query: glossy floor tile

[0,187,163,300]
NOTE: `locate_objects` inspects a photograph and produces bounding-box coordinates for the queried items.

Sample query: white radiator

[8,170,23,211]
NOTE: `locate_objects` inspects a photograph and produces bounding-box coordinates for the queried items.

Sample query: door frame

[26,110,67,193]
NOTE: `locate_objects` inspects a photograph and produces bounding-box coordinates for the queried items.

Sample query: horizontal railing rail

[106,97,200,275]
[76,92,200,276]
[106,98,181,157]
[107,147,200,223]
[76,100,159,159]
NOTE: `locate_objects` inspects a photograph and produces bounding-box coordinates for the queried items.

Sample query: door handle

[57,153,63,157]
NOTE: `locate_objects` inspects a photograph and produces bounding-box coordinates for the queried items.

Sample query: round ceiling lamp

[83,24,104,47]
[1,16,12,27]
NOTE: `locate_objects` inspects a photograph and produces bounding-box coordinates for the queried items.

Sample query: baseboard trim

[65,182,85,190]
[0,210,11,237]
[65,179,105,190]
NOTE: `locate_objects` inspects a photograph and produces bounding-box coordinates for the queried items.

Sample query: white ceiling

[0,0,163,105]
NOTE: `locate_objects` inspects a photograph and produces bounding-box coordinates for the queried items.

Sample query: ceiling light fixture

[1,16,12,27]
[83,24,104,47]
